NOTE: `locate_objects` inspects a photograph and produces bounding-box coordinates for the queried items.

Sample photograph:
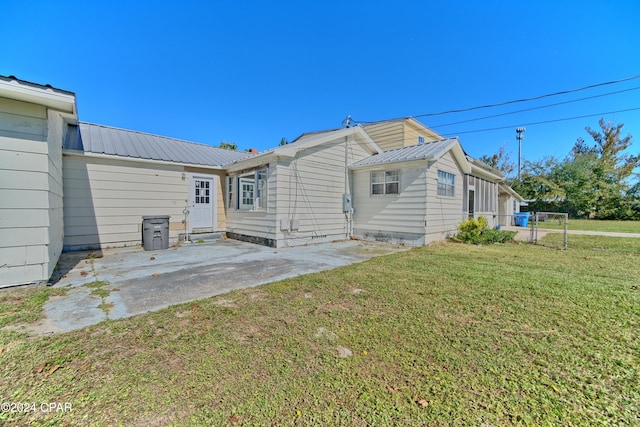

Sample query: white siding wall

[225,137,373,247]
[46,111,65,279]
[63,154,188,250]
[273,138,373,247]
[352,165,427,245]
[0,97,52,285]
[425,152,465,242]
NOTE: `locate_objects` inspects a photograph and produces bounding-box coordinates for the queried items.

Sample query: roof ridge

[380,137,458,153]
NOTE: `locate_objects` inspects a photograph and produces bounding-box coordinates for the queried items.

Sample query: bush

[451,215,516,245]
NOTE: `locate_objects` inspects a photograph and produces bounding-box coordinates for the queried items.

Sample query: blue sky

[2,0,639,166]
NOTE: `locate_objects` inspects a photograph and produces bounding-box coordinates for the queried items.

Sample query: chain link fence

[494,212,569,249]
[529,212,569,250]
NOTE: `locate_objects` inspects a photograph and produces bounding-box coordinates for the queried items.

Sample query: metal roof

[66,122,253,167]
[350,137,460,168]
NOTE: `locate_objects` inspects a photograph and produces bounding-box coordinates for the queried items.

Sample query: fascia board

[0,80,76,114]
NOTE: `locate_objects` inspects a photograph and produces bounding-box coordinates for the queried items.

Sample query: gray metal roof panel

[70,122,252,166]
[351,138,460,168]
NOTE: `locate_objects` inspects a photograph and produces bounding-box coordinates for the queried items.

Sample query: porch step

[188,232,223,243]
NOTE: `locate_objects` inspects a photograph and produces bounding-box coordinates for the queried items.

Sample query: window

[437,170,455,196]
[371,170,399,195]
[239,175,255,210]
[475,177,496,212]
[195,179,210,204]
[418,135,425,144]
[228,167,268,211]
[256,169,267,209]
[226,177,234,209]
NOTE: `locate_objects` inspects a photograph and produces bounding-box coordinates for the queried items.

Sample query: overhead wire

[355,74,640,125]
[429,86,640,129]
[440,107,640,136]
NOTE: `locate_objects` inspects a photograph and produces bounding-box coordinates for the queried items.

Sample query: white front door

[190,175,217,230]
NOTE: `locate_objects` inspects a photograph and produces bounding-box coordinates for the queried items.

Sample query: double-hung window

[371,170,399,195]
[437,170,455,197]
[227,167,268,210]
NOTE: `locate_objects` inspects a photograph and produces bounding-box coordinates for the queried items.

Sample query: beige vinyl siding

[362,121,406,150]
[63,154,188,250]
[0,98,53,285]
[425,152,464,242]
[273,138,371,247]
[225,136,373,247]
[363,119,443,151]
[352,165,427,245]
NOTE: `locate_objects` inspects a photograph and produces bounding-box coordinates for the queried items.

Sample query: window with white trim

[226,176,234,209]
[437,170,455,197]
[227,167,268,210]
[371,170,399,195]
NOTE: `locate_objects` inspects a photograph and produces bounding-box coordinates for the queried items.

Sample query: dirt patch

[336,346,353,358]
[213,298,238,308]
[4,316,63,337]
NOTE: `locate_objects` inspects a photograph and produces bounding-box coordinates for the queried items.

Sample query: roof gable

[227,126,382,170]
[350,137,470,173]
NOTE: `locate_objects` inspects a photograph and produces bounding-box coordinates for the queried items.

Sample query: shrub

[451,215,516,245]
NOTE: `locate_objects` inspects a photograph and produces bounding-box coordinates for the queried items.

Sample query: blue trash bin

[515,213,529,227]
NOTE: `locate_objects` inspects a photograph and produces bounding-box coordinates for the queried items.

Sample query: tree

[566,119,639,218]
[512,156,565,208]
[478,144,515,178]
[507,119,639,219]
[219,141,237,150]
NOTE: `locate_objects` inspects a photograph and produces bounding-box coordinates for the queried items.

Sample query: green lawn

[1,237,639,426]
[534,218,640,233]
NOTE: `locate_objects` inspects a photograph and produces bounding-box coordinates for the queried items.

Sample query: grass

[0,286,66,330]
[0,238,639,426]
[534,218,640,233]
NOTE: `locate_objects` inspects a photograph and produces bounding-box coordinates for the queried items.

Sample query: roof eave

[62,148,226,169]
[0,76,77,116]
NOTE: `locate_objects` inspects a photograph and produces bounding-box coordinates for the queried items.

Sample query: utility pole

[516,127,526,180]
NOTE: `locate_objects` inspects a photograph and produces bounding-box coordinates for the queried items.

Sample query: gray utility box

[142,215,170,251]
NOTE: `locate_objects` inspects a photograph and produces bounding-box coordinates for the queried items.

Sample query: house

[0,75,516,287]
[0,76,77,287]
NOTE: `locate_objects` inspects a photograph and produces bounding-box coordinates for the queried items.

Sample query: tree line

[481,119,640,220]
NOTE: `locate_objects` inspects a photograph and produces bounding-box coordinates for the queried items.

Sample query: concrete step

[188,232,223,243]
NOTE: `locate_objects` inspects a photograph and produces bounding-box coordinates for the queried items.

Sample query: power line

[430,86,640,129]
[442,107,640,136]
[356,74,640,124]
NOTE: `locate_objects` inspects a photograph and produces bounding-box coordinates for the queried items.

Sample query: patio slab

[31,239,407,334]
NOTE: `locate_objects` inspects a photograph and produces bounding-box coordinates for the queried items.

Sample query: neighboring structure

[498,183,525,226]
[0,75,518,287]
[0,76,77,287]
